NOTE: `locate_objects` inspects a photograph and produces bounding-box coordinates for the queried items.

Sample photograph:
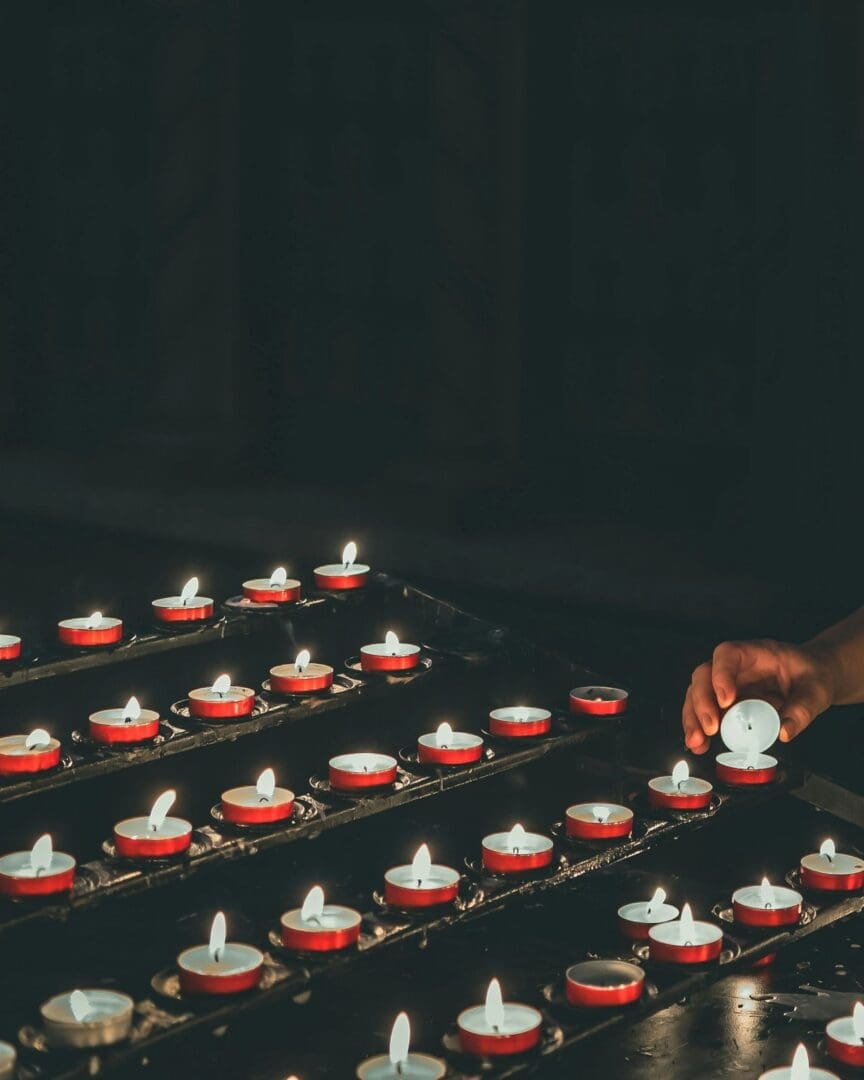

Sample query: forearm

[807,606,864,705]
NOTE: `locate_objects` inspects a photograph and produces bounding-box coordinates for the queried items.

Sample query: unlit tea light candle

[648,903,722,963]
[113,789,192,858]
[280,885,362,951]
[356,1012,447,1080]
[732,877,802,927]
[568,686,629,716]
[177,912,263,995]
[488,706,552,738]
[329,752,398,791]
[565,803,633,841]
[826,1001,864,1068]
[58,611,122,647]
[565,959,645,1007]
[618,887,679,940]
[457,978,543,1057]
[221,768,294,825]
[89,696,160,746]
[481,823,553,874]
[269,649,334,694]
[384,843,460,909]
[648,760,713,810]
[759,1043,839,1080]
[152,577,214,623]
[0,634,21,661]
[188,673,255,719]
[417,721,484,765]
[800,838,864,891]
[360,630,420,673]
[315,541,370,590]
[0,727,60,775]
[40,988,134,1049]
[242,566,301,603]
[0,833,75,897]
[715,698,780,785]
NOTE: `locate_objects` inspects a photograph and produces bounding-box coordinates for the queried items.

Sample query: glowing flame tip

[211,674,232,696]
[411,843,432,884]
[853,1001,864,1040]
[435,721,453,748]
[69,990,91,1023]
[148,789,176,832]
[507,823,527,851]
[256,768,276,801]
[208,912,227,962]
[389,1012,410,1067]
[790,1043,809,1080]
[484,978,505,1030]
[31,833,53,873]
[86,611,103,629]
[295,649,311,673]
[122,696,141,722]
[301,885,325,922]
[820,838,836,860]
[269,567,288,588]
[649,887,667,908]
[592,805,611,824]
[342,542,357,569]
[680,903,696,939]
[671,760,689,787]
[180,577,199,603]
[384,630,400,654]
[759,877,774,907]
[25,728,51,750]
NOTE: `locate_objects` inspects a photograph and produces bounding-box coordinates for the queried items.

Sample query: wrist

[804,638,841,705]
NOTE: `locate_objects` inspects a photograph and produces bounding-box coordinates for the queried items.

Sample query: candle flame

[385,630,400,654]
[301,885,325,923]
[295,649,311,673]
[679,902,696,940]
[820,838,836,860]
[411,843,432,884]
[148,789,176,832]
[211,673,232,696]
[180,577,199,603]
[511,707,531,721]
[853,1001,864,1040]
[671,760,689,787]
[790,1044,809,1080]
[69,990,92,1023]
[759,877,775,908]
[389,1011,410,1066]
[256,768,275,801]
[592,805,611,824]
[30,833,53,873]
[342,542,357,569]
[269,567,288,588]
[435,721,453,748]
[649,887,667,908]
[24,728,51,749]
[86,611,103,629]
[484,978,505,1030]
[506,823,527,853]
[122,696,141,722]
[208,911,227,963]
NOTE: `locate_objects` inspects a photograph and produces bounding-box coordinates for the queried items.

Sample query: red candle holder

[732,882,802,927]
[89,699,160,746]
[648,906,723,964]
[242,569,301,604]
[417,723,484,765]
[0,836,75,897]
[152,578,214,624]
[568,686,628,716]
[58,615,122,647]
[715,699,781,786]
[564,960,644,1007]
[800,842,864,891]
[565,803,633,841]
[221,771,294,824]
[177,914,263,995]
[488,707,552,738]
[188,679,256,719]
[481,826,554,874]
[280,887,362,951]
[457,980,543,1057]
[269,654,334,694]
[0,634,21,661]
[648,763,713,810]
[383,845,460,908]
[360,633,420,673]
[314,543,370,590]
[826,1008,864,1068]
[617,891,680,940]
[0,731,61,776]
[113,791,192,858]
[329,753,398,791]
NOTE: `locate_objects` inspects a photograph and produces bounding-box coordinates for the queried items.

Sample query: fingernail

[703,717,718,736]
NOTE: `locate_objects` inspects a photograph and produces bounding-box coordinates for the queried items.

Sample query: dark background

[2,0,864,675]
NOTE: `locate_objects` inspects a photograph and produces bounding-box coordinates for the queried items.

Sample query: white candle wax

[58,617,122,631]
[801,851,864,876]
[89,707,160,730]
[384,865,460,892]
[417,730,483,751]
[316,562,370,578]
[114,816,191,842]
[759,1067,838,1080]
[0,849,75,880]
[221,785,293,811]
[152,593,212,610]
[190,686,249,704]
[273,662,333,679]
[650,918,723,948]
[489,707,551,725]
[732,884,802,912]
[457,1002,542,1037]
[0,635,20,649]
[280,905,361,934]
[617,898,680,926]
[356,1055,446,1080]
[330,753,397,774]
[177,943,263,978]
[566,804,632,826]
[361,642,420,659]
[649,775,713,797]
[41,989,134,1048]
[482,831,553,857]
[0,733,60,757]
[716,751,777,771]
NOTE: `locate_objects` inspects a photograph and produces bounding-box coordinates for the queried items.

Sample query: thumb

[779,681,826,742]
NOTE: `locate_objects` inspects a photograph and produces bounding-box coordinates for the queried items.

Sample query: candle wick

[306,914,321,926]
[396,1063,404,1076]
[213,946,222,963]
[645,906,652,916]
[764,902,773,910]
[683,939,693,947]
[258,795,270,804]
[825,852,834,864]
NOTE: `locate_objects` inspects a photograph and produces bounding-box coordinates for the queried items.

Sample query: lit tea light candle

[242,566,301,604]
[565,802,633,841]
[648,902,723,963]
[715,699,780,785]
[383,843,460,909]
[648,760,713,810]
[89,696,160,746]
[826,1001,864,1068]
[280,885,362,951]
[113,789,192,858]
[269,650,334,694]
[617,887,679,940]
[188,673,255,718]
[564,960,645,1007]
[488,706,552,738]
[152,576,214,624]
[314,542,370,590]
[800,839,864,892]
[759,1043,840,1080]
[360,631,420,673]
[221,768,294,825]
[457,978,543,1057]
[481,823,554,874]
[0,634,21,661]
[0,1041,15,1080]
[356,1012,447,1079]
[177,911,263,995]
[732,877,802,927]
[58,610,123,647]
[40,988,134,1049]
[0,833,75,897]
[417,721,484,766]
[329,752,398,791]
[0,727,61,775]
[568,686,629,716]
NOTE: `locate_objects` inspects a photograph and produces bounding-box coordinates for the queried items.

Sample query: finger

[682,686,710,753]
[779,680,827,742]
[711,642,744,709]
[691,662,721,737]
